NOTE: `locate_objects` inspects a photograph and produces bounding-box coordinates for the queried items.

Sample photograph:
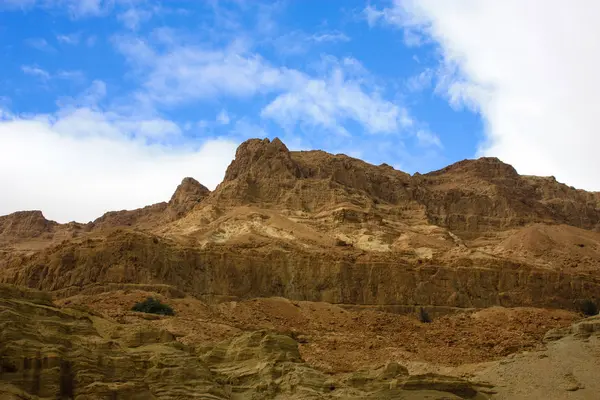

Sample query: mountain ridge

[2,137,599,236]
[1,137,599,315]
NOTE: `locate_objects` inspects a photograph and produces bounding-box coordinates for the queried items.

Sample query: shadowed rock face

[0,284,489,399]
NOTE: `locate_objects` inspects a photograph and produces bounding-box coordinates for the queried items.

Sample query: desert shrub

[418,307,432,323]
[335,238,352,247]
[132,297,175,316]
[580,299,598,316]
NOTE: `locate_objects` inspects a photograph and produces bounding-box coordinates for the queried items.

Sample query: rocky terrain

[1,137,599,399]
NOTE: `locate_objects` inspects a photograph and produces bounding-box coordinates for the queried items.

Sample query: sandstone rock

[168,177,210,219]
[0,284,490,399]
[0,210,56,240]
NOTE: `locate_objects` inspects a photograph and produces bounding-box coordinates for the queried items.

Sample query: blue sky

[1,0,597,222]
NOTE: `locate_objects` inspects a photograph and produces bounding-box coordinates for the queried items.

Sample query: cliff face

[0,211,56,242]
[3,230,598,312]
[1,137,599,314]
[418,157,600,237]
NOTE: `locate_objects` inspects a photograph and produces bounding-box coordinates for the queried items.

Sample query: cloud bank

[0,106,237,223]
[373,0,600,190]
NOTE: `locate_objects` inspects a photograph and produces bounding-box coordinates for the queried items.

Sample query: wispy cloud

[114,37,296,105]
[118,7,153,30]
[114,35,407,137]
[271,30,350,56]
[406,68,434,92]
[21,65,50,79]
[56,70,86,82]
[56,33,80,45]
[216,109,231,125]
[416,129,442,148]
[364,3,429,47]
[4,0,124,18]
[311,31,350,43]
[262,61,406,135]
[24,38,56,52]
[56,80,106,109]
[22,65,84,83]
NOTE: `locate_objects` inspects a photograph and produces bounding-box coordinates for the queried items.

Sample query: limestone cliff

[3,230,598,312]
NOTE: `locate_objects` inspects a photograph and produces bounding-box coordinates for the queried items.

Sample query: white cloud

[271,30,350,56]
[21,65,50,79]
[56,70,86,82]
[216,109,230,125]
[118,7,153,30]
[262,60,408,135]
[22,65,84,82]
[115,39,297,105]
[310,32,350,43]
[115,38,409,136]
[24,38,55,52]
[375,0,600,190]
[0,106,237,223]
[56,33,80,45]
[416,129,442,148]
[364,5,386,27]
[3,0,131,18]
[56,80,107,109]
[262,73,403,135]
[364,3,429,47]
[406,68,434,92]
[71,0,105,17]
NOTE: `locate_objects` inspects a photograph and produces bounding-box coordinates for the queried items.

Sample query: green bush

[418,307,432,323]
[580,299,598,316]
[132,297,175,316]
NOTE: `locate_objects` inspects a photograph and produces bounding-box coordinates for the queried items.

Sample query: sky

[1,0,598,223]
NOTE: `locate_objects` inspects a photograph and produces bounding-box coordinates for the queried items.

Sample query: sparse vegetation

[132,297,175,316]
[335,238,352,247]
[418,307,432,323]
[580,299,598,316]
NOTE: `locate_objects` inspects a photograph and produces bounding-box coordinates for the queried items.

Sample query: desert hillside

[1,137,599,399]
[2,137,599,309]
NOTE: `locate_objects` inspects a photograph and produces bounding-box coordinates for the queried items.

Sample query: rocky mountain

[1,137,599,399]
[1,137,599,310]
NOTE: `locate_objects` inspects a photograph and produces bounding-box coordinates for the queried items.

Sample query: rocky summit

[1,137,599,399]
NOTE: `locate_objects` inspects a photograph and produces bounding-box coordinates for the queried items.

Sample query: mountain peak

[0,210,55,239]
[223,137,301,182]
[168,177,210,218]
[427,156,519,179]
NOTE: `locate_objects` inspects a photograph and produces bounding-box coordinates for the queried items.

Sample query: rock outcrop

[0,211,57,242]
[0,284,490,399]
[88,177,211,231]
[167,177,210,219]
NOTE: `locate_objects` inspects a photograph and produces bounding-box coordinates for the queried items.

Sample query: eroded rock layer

[0,284,490,399]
